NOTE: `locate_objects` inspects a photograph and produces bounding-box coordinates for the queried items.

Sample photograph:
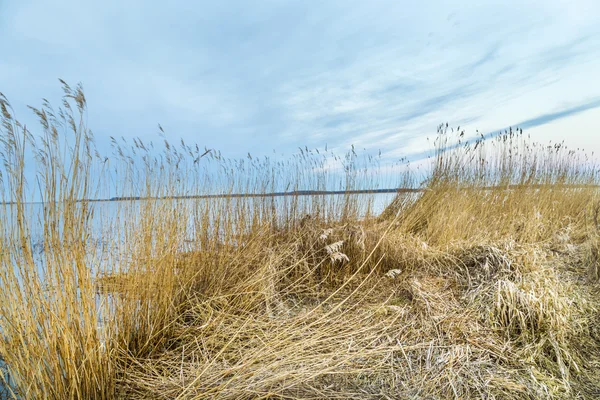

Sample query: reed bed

[0,84,599,399]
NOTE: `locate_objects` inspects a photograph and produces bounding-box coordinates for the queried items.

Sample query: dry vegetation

[1,83,600,399]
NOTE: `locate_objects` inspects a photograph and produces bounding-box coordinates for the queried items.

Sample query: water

[0,193,398,396]
[3,193,397,259]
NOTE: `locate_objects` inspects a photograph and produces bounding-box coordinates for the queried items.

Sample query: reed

[0,84,599,399]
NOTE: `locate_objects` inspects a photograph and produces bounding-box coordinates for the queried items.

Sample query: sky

[1,0,600,164]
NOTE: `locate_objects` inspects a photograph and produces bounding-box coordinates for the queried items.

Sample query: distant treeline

[90,184,600,202]
[2,185,599,205]
[104,188,411,202]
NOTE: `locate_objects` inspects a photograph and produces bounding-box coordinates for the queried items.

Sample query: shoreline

[2,183,599,205]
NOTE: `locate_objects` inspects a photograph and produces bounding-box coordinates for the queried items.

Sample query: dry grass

[1,85,600,399]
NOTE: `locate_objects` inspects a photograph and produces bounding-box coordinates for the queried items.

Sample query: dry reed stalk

[0,85,599,399]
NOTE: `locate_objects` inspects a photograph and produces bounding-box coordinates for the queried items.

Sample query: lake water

[6,192,397,259]
[0,192,399,396]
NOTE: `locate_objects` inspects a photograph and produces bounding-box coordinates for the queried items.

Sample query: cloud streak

[402,98,600,163]
[518,98,600,131]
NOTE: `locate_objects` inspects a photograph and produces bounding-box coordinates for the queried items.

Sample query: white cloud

[0,0,599,162]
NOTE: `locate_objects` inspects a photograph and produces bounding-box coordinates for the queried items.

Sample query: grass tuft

[1,86,600,399]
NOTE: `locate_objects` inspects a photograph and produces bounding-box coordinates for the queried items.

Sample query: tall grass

[389,125,599,244]
[0,84,112,398]
[0,84,599,399]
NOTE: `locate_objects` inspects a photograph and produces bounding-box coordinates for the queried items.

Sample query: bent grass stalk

[0,86,599,399]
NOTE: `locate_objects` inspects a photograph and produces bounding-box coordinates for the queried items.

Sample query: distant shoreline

[1,184,598,205]
[0,188,407,205]
[99,188,414,202]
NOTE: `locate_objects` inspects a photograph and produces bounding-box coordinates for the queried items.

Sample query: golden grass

[0,84,599,399]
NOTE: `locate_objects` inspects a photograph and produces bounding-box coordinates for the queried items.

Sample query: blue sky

[1,0,600,163]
